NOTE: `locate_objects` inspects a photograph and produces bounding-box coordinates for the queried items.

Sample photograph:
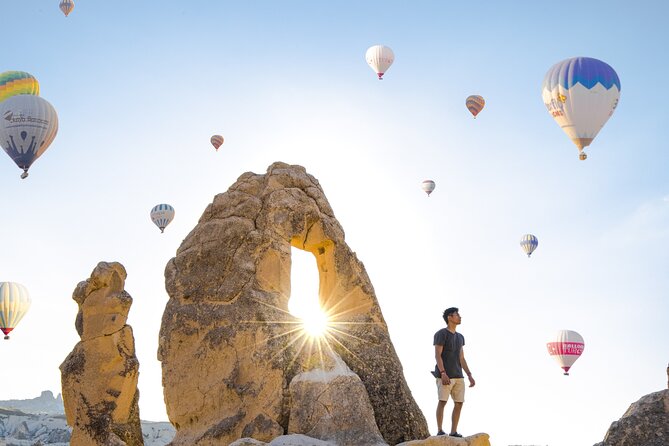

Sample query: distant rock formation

[158,162,429,445]
[0,404,175,446]
[594,389,669,446]
[60,262,144,446]
[0,390,64,414]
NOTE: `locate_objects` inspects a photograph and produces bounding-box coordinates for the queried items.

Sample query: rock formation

[287,351,386,446]
[158,162,429,445]
[60,261,144,446]
[396,433,491,446]
[594,389,668,446]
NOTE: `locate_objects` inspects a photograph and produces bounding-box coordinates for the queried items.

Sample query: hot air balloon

[520,234,538,257]
[365,45,394,80]
[421,180,436,197]
[0,282,31,340]
[210,135,224,151]
[150,204,175,233]
[0,95,59,179]
[0,71,40,103]
[59,0,74,17]
[466,95,485,118]
[542,57,620,160]
[547,330,584,375]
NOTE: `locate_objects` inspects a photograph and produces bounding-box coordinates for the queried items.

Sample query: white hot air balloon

[150,204,175,233]
[421,180,436,197]
[0,282,31,340]
[546,330,585,375]
[0,94,59,179]
[542,57,620,160]
[365,45,395,80]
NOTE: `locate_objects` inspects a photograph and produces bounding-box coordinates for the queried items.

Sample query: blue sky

[2,2,668,446]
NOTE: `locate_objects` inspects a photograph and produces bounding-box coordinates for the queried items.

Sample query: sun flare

[299,306,330,338]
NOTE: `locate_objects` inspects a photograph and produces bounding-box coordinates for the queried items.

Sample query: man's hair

[443,307,459,322]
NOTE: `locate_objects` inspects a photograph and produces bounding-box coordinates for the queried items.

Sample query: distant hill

[0,391,64,415]
[0,392,175,446]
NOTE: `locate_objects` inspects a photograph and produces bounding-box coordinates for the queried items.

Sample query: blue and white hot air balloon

[520,234,538,257]
[150,204,175,233]
[542,57,620,160]
[0,95,59,179]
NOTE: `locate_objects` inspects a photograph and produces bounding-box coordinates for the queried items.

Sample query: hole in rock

[289,247,329,338]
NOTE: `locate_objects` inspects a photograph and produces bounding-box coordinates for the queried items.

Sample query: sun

[299,306,330,338]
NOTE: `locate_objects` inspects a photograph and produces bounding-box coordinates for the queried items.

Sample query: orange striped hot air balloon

[59,0,74,17]
[210,135,224,151]
[466,95,485,118]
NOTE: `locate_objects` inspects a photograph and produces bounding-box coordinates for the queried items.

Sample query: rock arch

[158,162,429,445]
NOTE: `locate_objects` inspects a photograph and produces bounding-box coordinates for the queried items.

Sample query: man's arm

[460,347,476,387]
[435,344,450,385]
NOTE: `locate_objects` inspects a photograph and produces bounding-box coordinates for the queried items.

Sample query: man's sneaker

[437,430,446,436]
[449,432,463,437]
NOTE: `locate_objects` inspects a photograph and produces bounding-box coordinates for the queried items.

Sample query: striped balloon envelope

[421,180,436,197]
[210,134,224,151]
[365,45,395,80]
[542,57,620,160]
[150,204,175,233]
[546,330,584,375]
[59,0,74,17]
[0,94,59,179]
[519,234,538,257]
[0,71,40,103]
[0,282,31,340]
[465,95,485,118]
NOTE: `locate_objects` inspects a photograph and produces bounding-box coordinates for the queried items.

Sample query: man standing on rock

[434,307,475,437]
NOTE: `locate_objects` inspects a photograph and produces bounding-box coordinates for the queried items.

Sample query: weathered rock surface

[594,389,669,446]
[396,433,490,446]
[60,262,144,446]
[158,162,429,445]
[288,351,386,446]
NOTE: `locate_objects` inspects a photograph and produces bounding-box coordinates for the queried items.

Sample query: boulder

[288,351,386,446]
[158,162,429,445]
[594,389,668,446]
[60,262,143,446]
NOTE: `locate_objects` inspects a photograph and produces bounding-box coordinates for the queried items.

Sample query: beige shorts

[436,377,465,403]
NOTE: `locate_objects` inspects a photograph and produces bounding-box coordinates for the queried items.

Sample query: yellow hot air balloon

[59,0,74,17]
[0,71,40,103]
[0,282,31,340]
[466,95,485,118]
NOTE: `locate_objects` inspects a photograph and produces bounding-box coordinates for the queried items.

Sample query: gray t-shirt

[433,328,465,379]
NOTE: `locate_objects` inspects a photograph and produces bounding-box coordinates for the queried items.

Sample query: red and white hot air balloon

[421,180,436,197]
[210,134,224,151]
[546,330,584,375]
